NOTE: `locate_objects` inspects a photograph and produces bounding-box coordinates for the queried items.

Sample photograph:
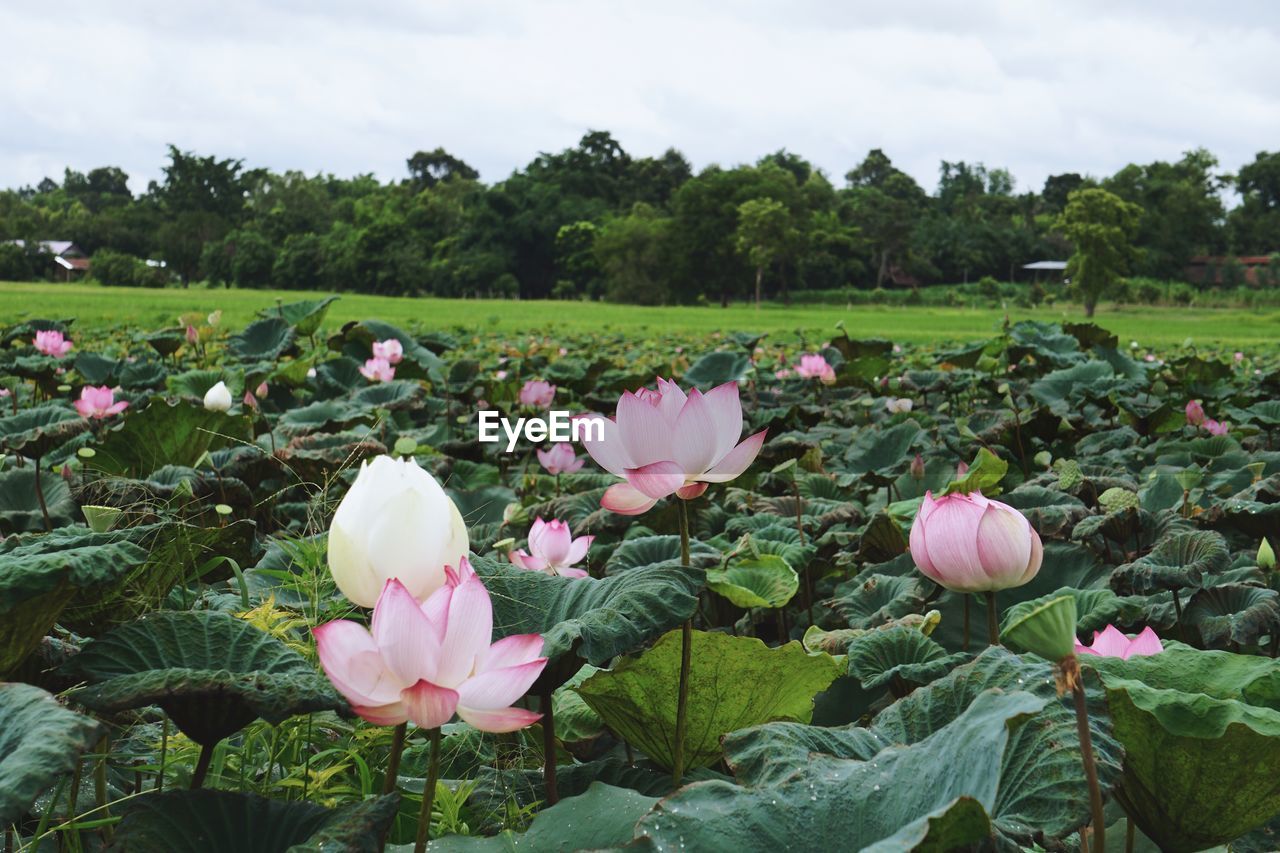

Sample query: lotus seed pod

[1001,594,1078,662]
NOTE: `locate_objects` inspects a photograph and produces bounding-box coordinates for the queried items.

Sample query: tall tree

[735,197,794,307]
[407,148,480,191]
[1056,188,1142,317]
[844,150,927,286]
[1228,151,1280,255]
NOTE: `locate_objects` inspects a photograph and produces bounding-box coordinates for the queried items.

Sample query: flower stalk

[672,499,693,785]
[413,727,442,853]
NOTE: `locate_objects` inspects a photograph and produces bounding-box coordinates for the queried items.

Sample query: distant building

[4,239,91,281]
[1185,255,1274,286]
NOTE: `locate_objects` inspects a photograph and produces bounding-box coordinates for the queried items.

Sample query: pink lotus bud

[886,398,913,414]
[795,354,836,383]
[955,460,969,477]
[255,382,269,398]
[908,491,1042,593]
[186,325,199,344]
[1234,351,1244,362]
[1185,399,1205,426]
[495,370,509,381]
[537,442,584,476]
[1075,625,1163,659]
[1203,419,1229,436]
[359,357,395,383]
[775,368,793,380]
[313,568,547,732]
[509,517,592,578]
[518,380,556,408]
[371,339,404,364]
[910,453,925,481]
[243,391,258,410]
[33,330,73,358]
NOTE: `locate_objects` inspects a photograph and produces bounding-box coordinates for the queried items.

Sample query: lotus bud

[1260,538,1276,571]
[327,455,470,607]
[908,491,1042,593]
[909,453,925,481]
[203,381,233,412]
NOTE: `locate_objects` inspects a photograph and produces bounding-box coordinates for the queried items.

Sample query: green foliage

[1057,188,1143,317]
[0,683,103,824]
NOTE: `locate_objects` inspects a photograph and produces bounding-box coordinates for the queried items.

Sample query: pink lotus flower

[0,388,10,399]
[909,491,1043,593]
[509,518,593,578]
[74,386,128,419]
[34,330,72,358]
[314,564,547,732]
[583,378,767,515]
[372,339,404,364]
[537,442,584,476]
[795,354,835,383]
[360,357,395,382]
[1234,351,1244,362]
[186,325,199,345]
[1075,625,1163,659]
[243,391,258,410]
[1185,400,1205,426]
[1204,419,1229,436]
[519,380,556,408]
[774,368,793,380]
[886,398,913,414]
[495,370,509,381]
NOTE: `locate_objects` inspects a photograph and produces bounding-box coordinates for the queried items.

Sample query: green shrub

[91,249,166,288]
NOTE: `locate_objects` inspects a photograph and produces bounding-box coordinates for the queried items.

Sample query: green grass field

[2,281,1276,347]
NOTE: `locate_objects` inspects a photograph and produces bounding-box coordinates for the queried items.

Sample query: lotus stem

[413,727,442,853]
[541,691,559,805]
[68,747,83,845]
[1066,656,1105,853]
[95,734,112,843]
[156,717,169,791]
[383,722,406,795]
[1171,590,1185,643]
[32,455,51,532]
[963,594,970,651]
[672,499,693,786]
[190,742,214,789]
[985,590,999,646]
[1126,818,1135,852]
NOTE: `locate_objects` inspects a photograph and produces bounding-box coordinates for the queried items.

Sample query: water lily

[909,491,1043,593]
[314,567,546,732]
[519,379,556,407]
[508,517,592,578]
[372,339,404,364]
[1185,399,1205,426]
[795,354,835,383]
[537,442,583,476]
[886,397,913,414]
[582,378,767,515]
[33,330,72,358]
[360,357,395,382]
[1074,625,1163,659]
[328,455,470,607]
[74,386,128,419]
[203,381,233,412]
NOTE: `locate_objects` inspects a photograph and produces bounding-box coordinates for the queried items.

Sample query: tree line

[0,131,1277,305]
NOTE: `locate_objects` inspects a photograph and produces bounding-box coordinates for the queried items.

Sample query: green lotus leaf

[0,682,104,825]
[1184,583,1280,648]
[0,463,76,533]
[838,421,924,483]
[604,534,719,575]
[277,399,366,436]
[262,295,338,338]
[228,317,296,361]
[142,328,186,357]
[111,789,398,853]
[1110,530,1230,594]
[92,400,250,477]
[166,368,241,400]
[845,624,967,691]
[59,610,347,744]
[827,572,929,629]
[707,554,798,609]
[333,320,444,383]
[0,403,89,459]
[431,782,658,852]
[682,350,752,388]
[350,379,422,412]
[630,690,1046,851]
[723,647,1122,847]
[577,630,840,771]
[1089,644,1280,852]
[470,555,705,667]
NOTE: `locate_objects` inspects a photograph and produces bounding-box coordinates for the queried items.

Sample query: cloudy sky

[2,1,1278,195]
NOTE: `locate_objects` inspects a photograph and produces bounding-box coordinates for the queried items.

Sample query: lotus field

[2,299,1280,853]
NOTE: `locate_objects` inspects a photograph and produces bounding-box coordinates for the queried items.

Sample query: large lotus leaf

[1000,485,1089,537]
[92,400,250,477]
[827,572,930,629]
[837,420,924,482]
[278,399,366,436]
[1184,583,1280,648]
[60,610,346,744]
[0,683,104,825]
[263,295,338,338]
[446,485,517,527]
[723,647,1122,846]
[166,368,241,400]
[1007,586,1148,636]
[604,534,719,575]
[682,350,752,387]
[706,554,798,609]
[0,530,150,673]
[350,379,422,412]
[470,556,704,666]
[1110,530,1230,594]
[845,625,967,691]
[72,351,121,385]
[334,320,444,383]
[228,317,296,361]
[577,630,840,771]
[1088,644,1280,852]
[629,690,1047,852]
[1029,361,1124,415]
[0,404,88,458]
[109,789,398,853]
[0,463,76,533]
[431,782,658,852]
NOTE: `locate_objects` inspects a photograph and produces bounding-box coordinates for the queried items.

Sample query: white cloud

[1,0,1277,194]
